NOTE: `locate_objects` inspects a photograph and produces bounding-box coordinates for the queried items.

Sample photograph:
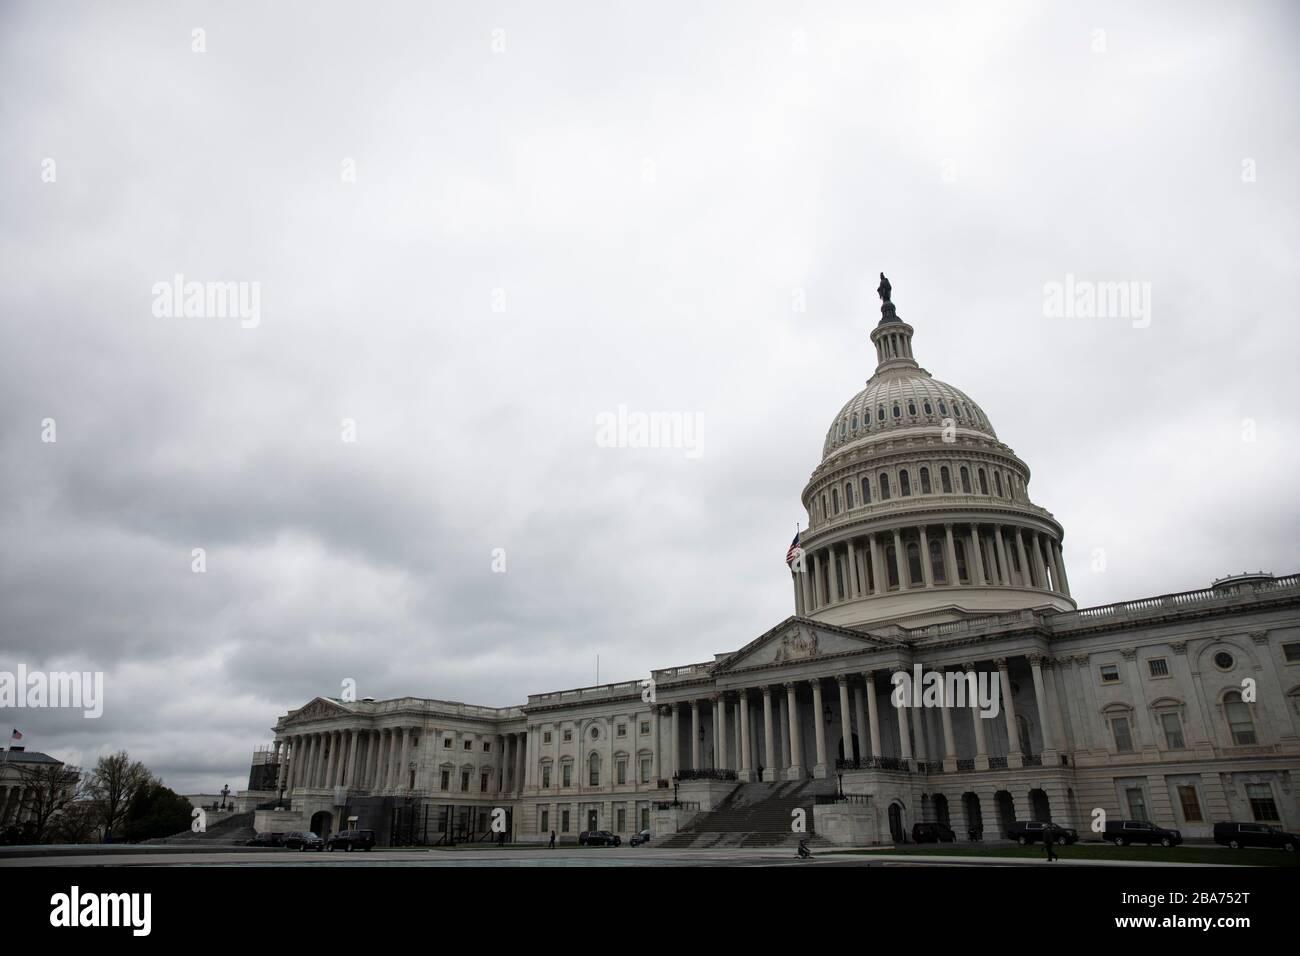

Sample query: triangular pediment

[714,617,897,674]
[283,697,355,725]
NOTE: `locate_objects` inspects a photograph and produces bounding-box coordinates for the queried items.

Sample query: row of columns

[672,655,1062,779]
[277,727,531,798]
[792,522,1070,614]
[0,785,34,824]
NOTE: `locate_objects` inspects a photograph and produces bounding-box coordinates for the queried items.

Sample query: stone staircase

[147,810,256,845]
[661,779,837,849]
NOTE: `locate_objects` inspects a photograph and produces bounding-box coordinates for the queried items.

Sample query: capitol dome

[792,276,1075,628]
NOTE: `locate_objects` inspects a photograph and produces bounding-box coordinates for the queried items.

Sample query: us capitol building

[250,278,1299,847]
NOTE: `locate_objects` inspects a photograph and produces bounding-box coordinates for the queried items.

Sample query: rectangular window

[640,807,649,831]
[542,765,551,789]
[640,721,650,735]
[461,771,470,791]
[1111,717,1134,753]
[617,759,627,785]
[616,724,627,738]
[543,731,552,744]
[483,742,491,752]
[617,807,626,832]
[1100,664,1121,683]
[1125,787,1147,820]
[1247,784,1279,821]
[540,809,549,833]
[1283,642,1300,662]
[1160,712,1185,750]
[463,740,472,750]
[640,757,651,784]
[443,737,452,748]
[440,770,450,791]
[1176,785,1203,822]
[563,729,573,742]
[562,764,572,788]
[480,773,489,792]
[561,810,570,833]
[1148,658,1169,678]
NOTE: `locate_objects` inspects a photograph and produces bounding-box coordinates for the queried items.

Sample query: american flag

[9,729,21,741]
[785,530,802,565]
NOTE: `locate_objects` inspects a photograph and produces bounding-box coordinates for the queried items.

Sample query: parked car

[1007,821,1079,846]
[282,830,325,851]
[911,822,957,843]
[630,829,652,847]
[578,830,621,847]
[245,831,283,847]
[1104,820,1182,847]
[1213,822,1298,851]
[327,829,376,852]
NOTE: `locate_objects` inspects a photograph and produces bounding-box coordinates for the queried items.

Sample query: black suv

[911,822,957,843]
[328,829,377,851]
[246,831,283,847]
[1007,821,1079,846]
[1213,822,1298,851]
[1104,820,1182,847]
[283,830,325,851]
[578,830,621,847]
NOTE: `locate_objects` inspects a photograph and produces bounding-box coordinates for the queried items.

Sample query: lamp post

[220,784,230,810]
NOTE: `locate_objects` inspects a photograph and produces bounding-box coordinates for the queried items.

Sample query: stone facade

[252,285,1300,845]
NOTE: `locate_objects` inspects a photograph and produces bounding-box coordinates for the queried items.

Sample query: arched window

[960,467,972,494]
[1223,691,1257,745]
[899,470,911,496]
[885,545,900,588]
[920,467,932,494]
[978,468,989,495]
[907,400,917,416]
[588,752,601,786]
[840,421,847,438]
[852,414,858,430]
[906,542,923,585]
[877,405,885,422]
[879,473,891,500]
[845,482,854,509]
[923,401,933,415]
[940,466,952,493]
[929,538,946,584]
[938,400,948,415]
[995,472,1004,497]
[892,403,901,419]
[821,495,828,522]
[832,488,840,515]
[861,477,871,504]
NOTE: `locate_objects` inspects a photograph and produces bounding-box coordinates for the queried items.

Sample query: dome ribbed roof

[821,369,997,461]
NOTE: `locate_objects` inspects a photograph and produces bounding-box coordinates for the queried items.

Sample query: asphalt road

[0,846,1236,867]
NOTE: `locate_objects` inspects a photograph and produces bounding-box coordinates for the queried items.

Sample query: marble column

[1053,541,1072,597]
[897,693,913,763]
[345,729,360,788]
[944,524,959,584]
[846,537,860,599]
[853,683,868,763]
[939,677,957,770]
[864,671,882,758]
[785,682,805,779]
[998,659,1023,767]
[811,679,828,776]
[968,524,986,585]
[762,687,776,781]
[1014,529,1031,588]
[837,676,854,767]
[892,530,907,589]
[691,700,701,770]
[1030,654,1057,754]
[919,526,934,587]
[738,691,752,780]
[869,534,885,595]
[965,664,989,769]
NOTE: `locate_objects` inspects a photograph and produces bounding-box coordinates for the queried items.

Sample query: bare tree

[87,751,153,842]
[16,761,86,843]
[53,799,101,844]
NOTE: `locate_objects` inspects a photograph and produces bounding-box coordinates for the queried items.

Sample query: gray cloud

[1,0,1296,792]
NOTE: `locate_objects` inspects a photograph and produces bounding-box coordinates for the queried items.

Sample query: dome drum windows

[920,467,931,494]
[879,473,892,500]
[960,467,972,494]
[907,400,917,416]
[899,470,912,496]
[978,468,989,495]
[831,488,840,515]
[940,466,952,493]
[995,472,1004,497]
[845,483,854,509]
[860,477,871,504]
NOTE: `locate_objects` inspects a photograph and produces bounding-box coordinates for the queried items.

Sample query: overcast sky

[1,0,1296,795]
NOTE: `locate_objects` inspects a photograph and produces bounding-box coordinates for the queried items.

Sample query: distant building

[253,283,1299,846]
[0,747,66,829]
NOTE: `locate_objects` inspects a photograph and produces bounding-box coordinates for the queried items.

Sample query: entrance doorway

[586,809,598,832]
[309,810,334,840]
[888,802,906,843]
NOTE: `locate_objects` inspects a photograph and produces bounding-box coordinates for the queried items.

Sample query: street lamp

[220,784,230,810]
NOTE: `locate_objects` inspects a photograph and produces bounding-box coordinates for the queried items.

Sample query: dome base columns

[806,586,1076,630]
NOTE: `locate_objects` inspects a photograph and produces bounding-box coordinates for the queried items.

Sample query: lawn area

[828,843,1299,867]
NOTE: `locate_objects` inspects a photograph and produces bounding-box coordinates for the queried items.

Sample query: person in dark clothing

[549,830,556,849]
[1044,826,1058,862]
